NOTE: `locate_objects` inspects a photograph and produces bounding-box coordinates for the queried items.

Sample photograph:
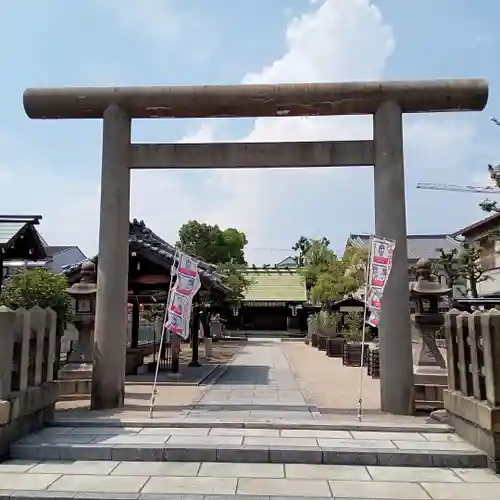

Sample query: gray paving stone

[56,444,114,461]
[139,495,202,500]
[71,427,142,435]
[285,463,371,481]
[216,445,269,463]
[280,429,351,439]
[237,478,331,498]
[29,461,119,475]
[269,447,322,464]
[167,436,243,446]
[376,450,435,467]
[139,427,209,436]
[91,435,168,445]
[244,437,318,447]
[452,468,500,482]
[422,432,466,442]
[430,451,487,469]
[199,462,284,478]
[77,494,139,500]
[394,440,478,451]
[48,474,149,493]
[112,461,200,476]
[367,465,462,482]
[164,445,217,462]
[0,460,39,473]
[328,480,430,499]
[9,491,75,499]
[0,473,61,490]
[318,438,396,449]
[110,445,165,461]
[19,434,96,445]
[209,428,279,437]
[322,449,379,466]
[141,476,237,495]
[422,481,500,499]
[351,431,427,441]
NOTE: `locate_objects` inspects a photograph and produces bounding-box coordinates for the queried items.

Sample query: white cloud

[1,0,488,265]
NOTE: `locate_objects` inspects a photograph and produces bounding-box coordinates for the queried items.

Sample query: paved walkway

[54,339,431,424]
[189,339,314,422]
[2,460,500,498]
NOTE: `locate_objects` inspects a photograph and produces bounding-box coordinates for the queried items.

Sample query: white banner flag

[165,253,201,340]
[366,235,395,327]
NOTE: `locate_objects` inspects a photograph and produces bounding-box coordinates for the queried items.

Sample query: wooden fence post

[445,308,460,391]
[481,308,500,406]
[0,306,16,399]
[30,306,46,387]
[46,308,57,382]
[16,308,30,392]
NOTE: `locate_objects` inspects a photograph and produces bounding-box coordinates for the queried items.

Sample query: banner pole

[149,248,179,419]
[357,235,373,422]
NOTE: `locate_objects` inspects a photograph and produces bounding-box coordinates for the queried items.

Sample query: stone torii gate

[23,79,488,415]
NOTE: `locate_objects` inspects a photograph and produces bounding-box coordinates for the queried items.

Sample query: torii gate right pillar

[374,100,413,414]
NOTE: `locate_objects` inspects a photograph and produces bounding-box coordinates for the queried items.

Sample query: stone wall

[0,306,58,457]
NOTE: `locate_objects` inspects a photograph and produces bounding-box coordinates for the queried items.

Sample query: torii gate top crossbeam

[23,79,488,120]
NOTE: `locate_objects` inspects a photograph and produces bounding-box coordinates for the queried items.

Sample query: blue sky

[1,0,499,264]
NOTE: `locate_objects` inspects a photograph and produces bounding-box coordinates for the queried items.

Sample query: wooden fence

[0,305,58,425]
[444,308,500,405]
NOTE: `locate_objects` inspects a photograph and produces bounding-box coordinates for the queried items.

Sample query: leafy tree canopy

[176,221,251,305]
[293,236,329,267]
[298,238,367,305]
[0,268,72,322]
[217,262,253,303]
[479,117,500,213]
[177,220,247,265]
[436,246,491,298]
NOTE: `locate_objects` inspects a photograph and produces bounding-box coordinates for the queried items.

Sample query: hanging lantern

[232,306,240,316]
[291,305,297,317]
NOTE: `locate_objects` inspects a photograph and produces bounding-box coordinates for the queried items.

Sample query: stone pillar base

[444,389,500,472]
[57,363,92,399]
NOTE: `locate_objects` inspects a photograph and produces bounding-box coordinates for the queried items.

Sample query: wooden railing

[0,305,58,418]
[444,309,500,405]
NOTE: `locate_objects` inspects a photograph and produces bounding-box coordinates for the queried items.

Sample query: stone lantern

[58,261,97,395]
[410,258,451,391]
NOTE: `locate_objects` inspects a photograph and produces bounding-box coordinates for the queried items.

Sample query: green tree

[177,220,247,265]
[435,246,491,298]
[479,117,500,213]
[293,236,330,267]
[0,268,72,323]
[300,240,367,304]
[217,262,253,303]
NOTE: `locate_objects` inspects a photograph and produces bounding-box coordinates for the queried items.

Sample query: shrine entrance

[23,78,488,414]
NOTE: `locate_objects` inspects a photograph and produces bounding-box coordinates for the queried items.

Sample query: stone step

[9,426,487,469]
[1,460,500,499]
[50,416,455,434]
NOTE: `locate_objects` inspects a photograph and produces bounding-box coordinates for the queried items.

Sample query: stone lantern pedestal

[58,261,97,399]
[410,259,450,409]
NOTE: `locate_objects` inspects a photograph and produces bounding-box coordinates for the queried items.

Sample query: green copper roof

[242,269,307,302]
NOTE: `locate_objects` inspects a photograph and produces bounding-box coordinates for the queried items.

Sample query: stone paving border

[48,418,454,433]
[1,461,500,498]
[9,427,486,468]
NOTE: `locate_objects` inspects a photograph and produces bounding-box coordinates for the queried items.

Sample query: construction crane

[417,117,500,196]
[416,183,500,194]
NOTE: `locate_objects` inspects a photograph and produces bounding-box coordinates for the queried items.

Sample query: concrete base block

[57,378,92,399]
[0,401,11,426]
[8,441,487,468]
[444,389,500,472]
